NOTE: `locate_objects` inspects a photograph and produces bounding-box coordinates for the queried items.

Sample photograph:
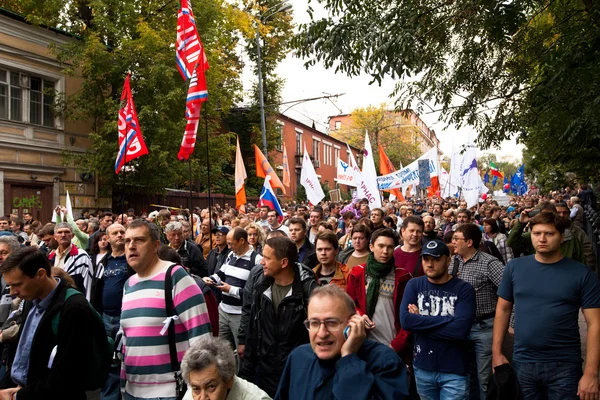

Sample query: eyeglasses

[452,237,467,242]
[303,318,344,332]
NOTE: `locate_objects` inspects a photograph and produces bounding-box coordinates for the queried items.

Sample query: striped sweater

[120,264,212,398]
[208,248,262,315]
[48,244,93,301]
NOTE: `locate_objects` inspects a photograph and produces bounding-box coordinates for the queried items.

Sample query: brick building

[0,8,110,222]
[268,113,361,201]
[328,109,440,154]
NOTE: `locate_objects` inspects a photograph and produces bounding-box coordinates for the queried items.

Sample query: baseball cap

[421,240,450,258]
[212,226,230,235]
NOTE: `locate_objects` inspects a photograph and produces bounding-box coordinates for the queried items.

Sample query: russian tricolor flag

[258,176,284,224]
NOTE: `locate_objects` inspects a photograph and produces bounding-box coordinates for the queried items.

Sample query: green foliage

[332,104,423,170]
[242,0,294,158]
[4,0,292,195]
[293,0,600,188]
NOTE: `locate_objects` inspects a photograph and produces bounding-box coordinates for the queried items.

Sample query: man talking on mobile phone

[275,285,409,400]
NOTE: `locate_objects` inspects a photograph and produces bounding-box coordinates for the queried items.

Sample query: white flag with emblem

[300,144,325,205]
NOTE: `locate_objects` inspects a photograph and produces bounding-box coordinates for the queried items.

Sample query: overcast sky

[240,0,524,162]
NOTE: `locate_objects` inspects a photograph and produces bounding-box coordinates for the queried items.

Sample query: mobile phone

[343,326,350,341]
[527,209,540,218]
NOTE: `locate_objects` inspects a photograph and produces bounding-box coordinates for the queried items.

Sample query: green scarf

[365,252,395,319]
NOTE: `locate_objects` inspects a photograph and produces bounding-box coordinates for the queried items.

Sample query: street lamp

[256,1,292,160]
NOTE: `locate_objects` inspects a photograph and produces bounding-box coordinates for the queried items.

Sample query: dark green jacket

[507,220,584,264]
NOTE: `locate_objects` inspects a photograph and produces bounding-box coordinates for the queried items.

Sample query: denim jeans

[414,367,469,400]
[512,361,581,400]
[468,317,494,399]
[101,313,121,400]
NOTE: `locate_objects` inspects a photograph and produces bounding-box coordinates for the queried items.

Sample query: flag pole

[121,153,126,217]
[189,159,194,240]
[205,106,212,249]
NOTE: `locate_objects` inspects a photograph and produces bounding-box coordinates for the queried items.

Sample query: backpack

[51,287,114,390]
[480,240,505,264]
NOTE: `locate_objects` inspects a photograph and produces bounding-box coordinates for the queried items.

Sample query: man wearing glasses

[275,285,409,399]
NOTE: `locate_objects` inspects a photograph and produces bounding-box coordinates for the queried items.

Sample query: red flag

[115,74,148,174]
[176,0,209,160]
[378,145,405,201]
[176,0,208,80]
[178,67,208,160]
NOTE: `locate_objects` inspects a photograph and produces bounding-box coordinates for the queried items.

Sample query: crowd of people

[0,183,597,400]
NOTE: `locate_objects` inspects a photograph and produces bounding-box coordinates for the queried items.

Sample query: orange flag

[378,145,405,202]
[254,145,286,194]
[282,142,291,188]
[235,136,247,208]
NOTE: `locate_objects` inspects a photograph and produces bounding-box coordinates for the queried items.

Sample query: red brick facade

[268,114,361,200]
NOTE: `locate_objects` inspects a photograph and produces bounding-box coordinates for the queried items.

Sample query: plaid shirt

[484,232,514,264]
[450,250,505,318]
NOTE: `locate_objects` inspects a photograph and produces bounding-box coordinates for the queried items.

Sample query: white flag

[300,144,325,205]
[460,144,480,208]
[357,131,382,208]
[440,167,459,198]
[336,159,356,187]
[66,191,73,218]
[347,144,362,183]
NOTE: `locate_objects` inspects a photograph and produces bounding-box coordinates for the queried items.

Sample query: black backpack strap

[451,257,460,277]
[164,264,185,398]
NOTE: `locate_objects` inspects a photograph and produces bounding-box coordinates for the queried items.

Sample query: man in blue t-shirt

[493,211,600,400]
[400,240,476,399]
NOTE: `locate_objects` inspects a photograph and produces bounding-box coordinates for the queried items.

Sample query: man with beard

[394,216,425,278]
[421,216,439,245]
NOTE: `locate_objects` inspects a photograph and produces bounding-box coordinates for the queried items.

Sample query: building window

[312,140,320,163]
[296,131,302,154]
[334,147,341,165]
[30,77,55,127]
[0,70,23,122]
[0,69,55,127]
[323,143,332,166]
[335,121,341,130]
[275,123,283,151]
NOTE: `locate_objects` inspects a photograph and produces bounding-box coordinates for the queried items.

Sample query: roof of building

[0,7,77,39]
[276,113,362,152]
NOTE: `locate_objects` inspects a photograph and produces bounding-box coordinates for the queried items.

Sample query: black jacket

[206,245,231,276]
[177,240,207,277]
[238,262,317,397]
[0,280,102,400]
[297,240,317,269]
